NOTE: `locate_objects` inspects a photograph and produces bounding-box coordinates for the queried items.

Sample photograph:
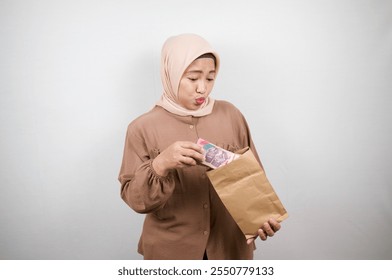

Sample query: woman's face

[177,57,216,110]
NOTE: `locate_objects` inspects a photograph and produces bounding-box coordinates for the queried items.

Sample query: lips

[196,97,205,105]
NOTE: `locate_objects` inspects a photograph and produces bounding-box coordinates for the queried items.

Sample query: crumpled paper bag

[206,147,288,240]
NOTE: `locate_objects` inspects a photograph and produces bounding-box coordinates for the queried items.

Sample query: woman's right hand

[152,141,205,177]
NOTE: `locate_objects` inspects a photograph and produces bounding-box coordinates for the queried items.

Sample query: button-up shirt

[119,100,261,259]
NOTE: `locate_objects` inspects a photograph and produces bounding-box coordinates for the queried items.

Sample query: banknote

[196,138,240,169]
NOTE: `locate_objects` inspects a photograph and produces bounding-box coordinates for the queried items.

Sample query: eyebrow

[186,70,216,74]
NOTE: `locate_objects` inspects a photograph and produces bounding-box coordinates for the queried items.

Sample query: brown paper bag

[206,147,288,240]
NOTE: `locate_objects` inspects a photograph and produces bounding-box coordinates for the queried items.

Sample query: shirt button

[201,173,206,179]
[203,203,208,209]
[189,125,194,129]
[203,231,208,235]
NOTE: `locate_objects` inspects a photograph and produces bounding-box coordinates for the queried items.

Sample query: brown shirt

[119,100,262,259]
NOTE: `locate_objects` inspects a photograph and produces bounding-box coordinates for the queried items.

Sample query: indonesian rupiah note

[196,138,240,169]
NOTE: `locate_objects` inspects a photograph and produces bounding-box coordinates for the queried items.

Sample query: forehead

[185,58,216,72]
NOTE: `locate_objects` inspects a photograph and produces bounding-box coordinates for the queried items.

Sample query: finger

[181,147,204,162]
[180,155,198,166]
[247,238,255,245]
[190,150,205,162]
[268,218,281,232]
[180,141,203,151]
[262,222,275,237]
[258,228,267,241]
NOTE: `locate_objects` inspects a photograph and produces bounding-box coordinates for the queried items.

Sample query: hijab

[156,34,220,117]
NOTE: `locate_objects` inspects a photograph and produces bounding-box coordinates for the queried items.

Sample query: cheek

[204,82,214,96]
[178,80,194,95]
[177,82,190,105]
[207,82,215,92]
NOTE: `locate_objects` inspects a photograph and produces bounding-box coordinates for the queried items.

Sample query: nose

[196,81,207,94]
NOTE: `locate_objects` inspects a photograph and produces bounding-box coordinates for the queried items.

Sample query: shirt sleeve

[233,106,265,170]
[118,125,175,214]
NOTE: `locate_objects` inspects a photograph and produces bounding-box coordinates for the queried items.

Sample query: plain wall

[0,0,391,259]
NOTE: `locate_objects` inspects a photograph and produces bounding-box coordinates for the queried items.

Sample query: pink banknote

[196,138,240,169]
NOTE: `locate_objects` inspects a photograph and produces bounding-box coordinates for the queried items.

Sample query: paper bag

[206,147,288,240]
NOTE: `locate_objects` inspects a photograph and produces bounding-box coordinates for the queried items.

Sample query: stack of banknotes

[196,138,240,169]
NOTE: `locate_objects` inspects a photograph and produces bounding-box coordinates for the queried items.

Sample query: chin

[185,103,199,110]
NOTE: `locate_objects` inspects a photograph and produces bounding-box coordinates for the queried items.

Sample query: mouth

[196,97,205,105]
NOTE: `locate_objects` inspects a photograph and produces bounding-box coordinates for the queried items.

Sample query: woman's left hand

[247,218,281,244]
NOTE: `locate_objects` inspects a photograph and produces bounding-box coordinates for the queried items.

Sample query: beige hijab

[156,34,220,117]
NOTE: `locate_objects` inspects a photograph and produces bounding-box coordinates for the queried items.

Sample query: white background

[0,0,391,259]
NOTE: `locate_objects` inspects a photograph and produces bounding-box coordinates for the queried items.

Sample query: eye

[188,77,198,81]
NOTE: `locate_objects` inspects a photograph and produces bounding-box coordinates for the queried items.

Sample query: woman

[118,34,281,260]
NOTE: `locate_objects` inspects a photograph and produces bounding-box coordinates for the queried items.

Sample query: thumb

[247,238,255,245]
